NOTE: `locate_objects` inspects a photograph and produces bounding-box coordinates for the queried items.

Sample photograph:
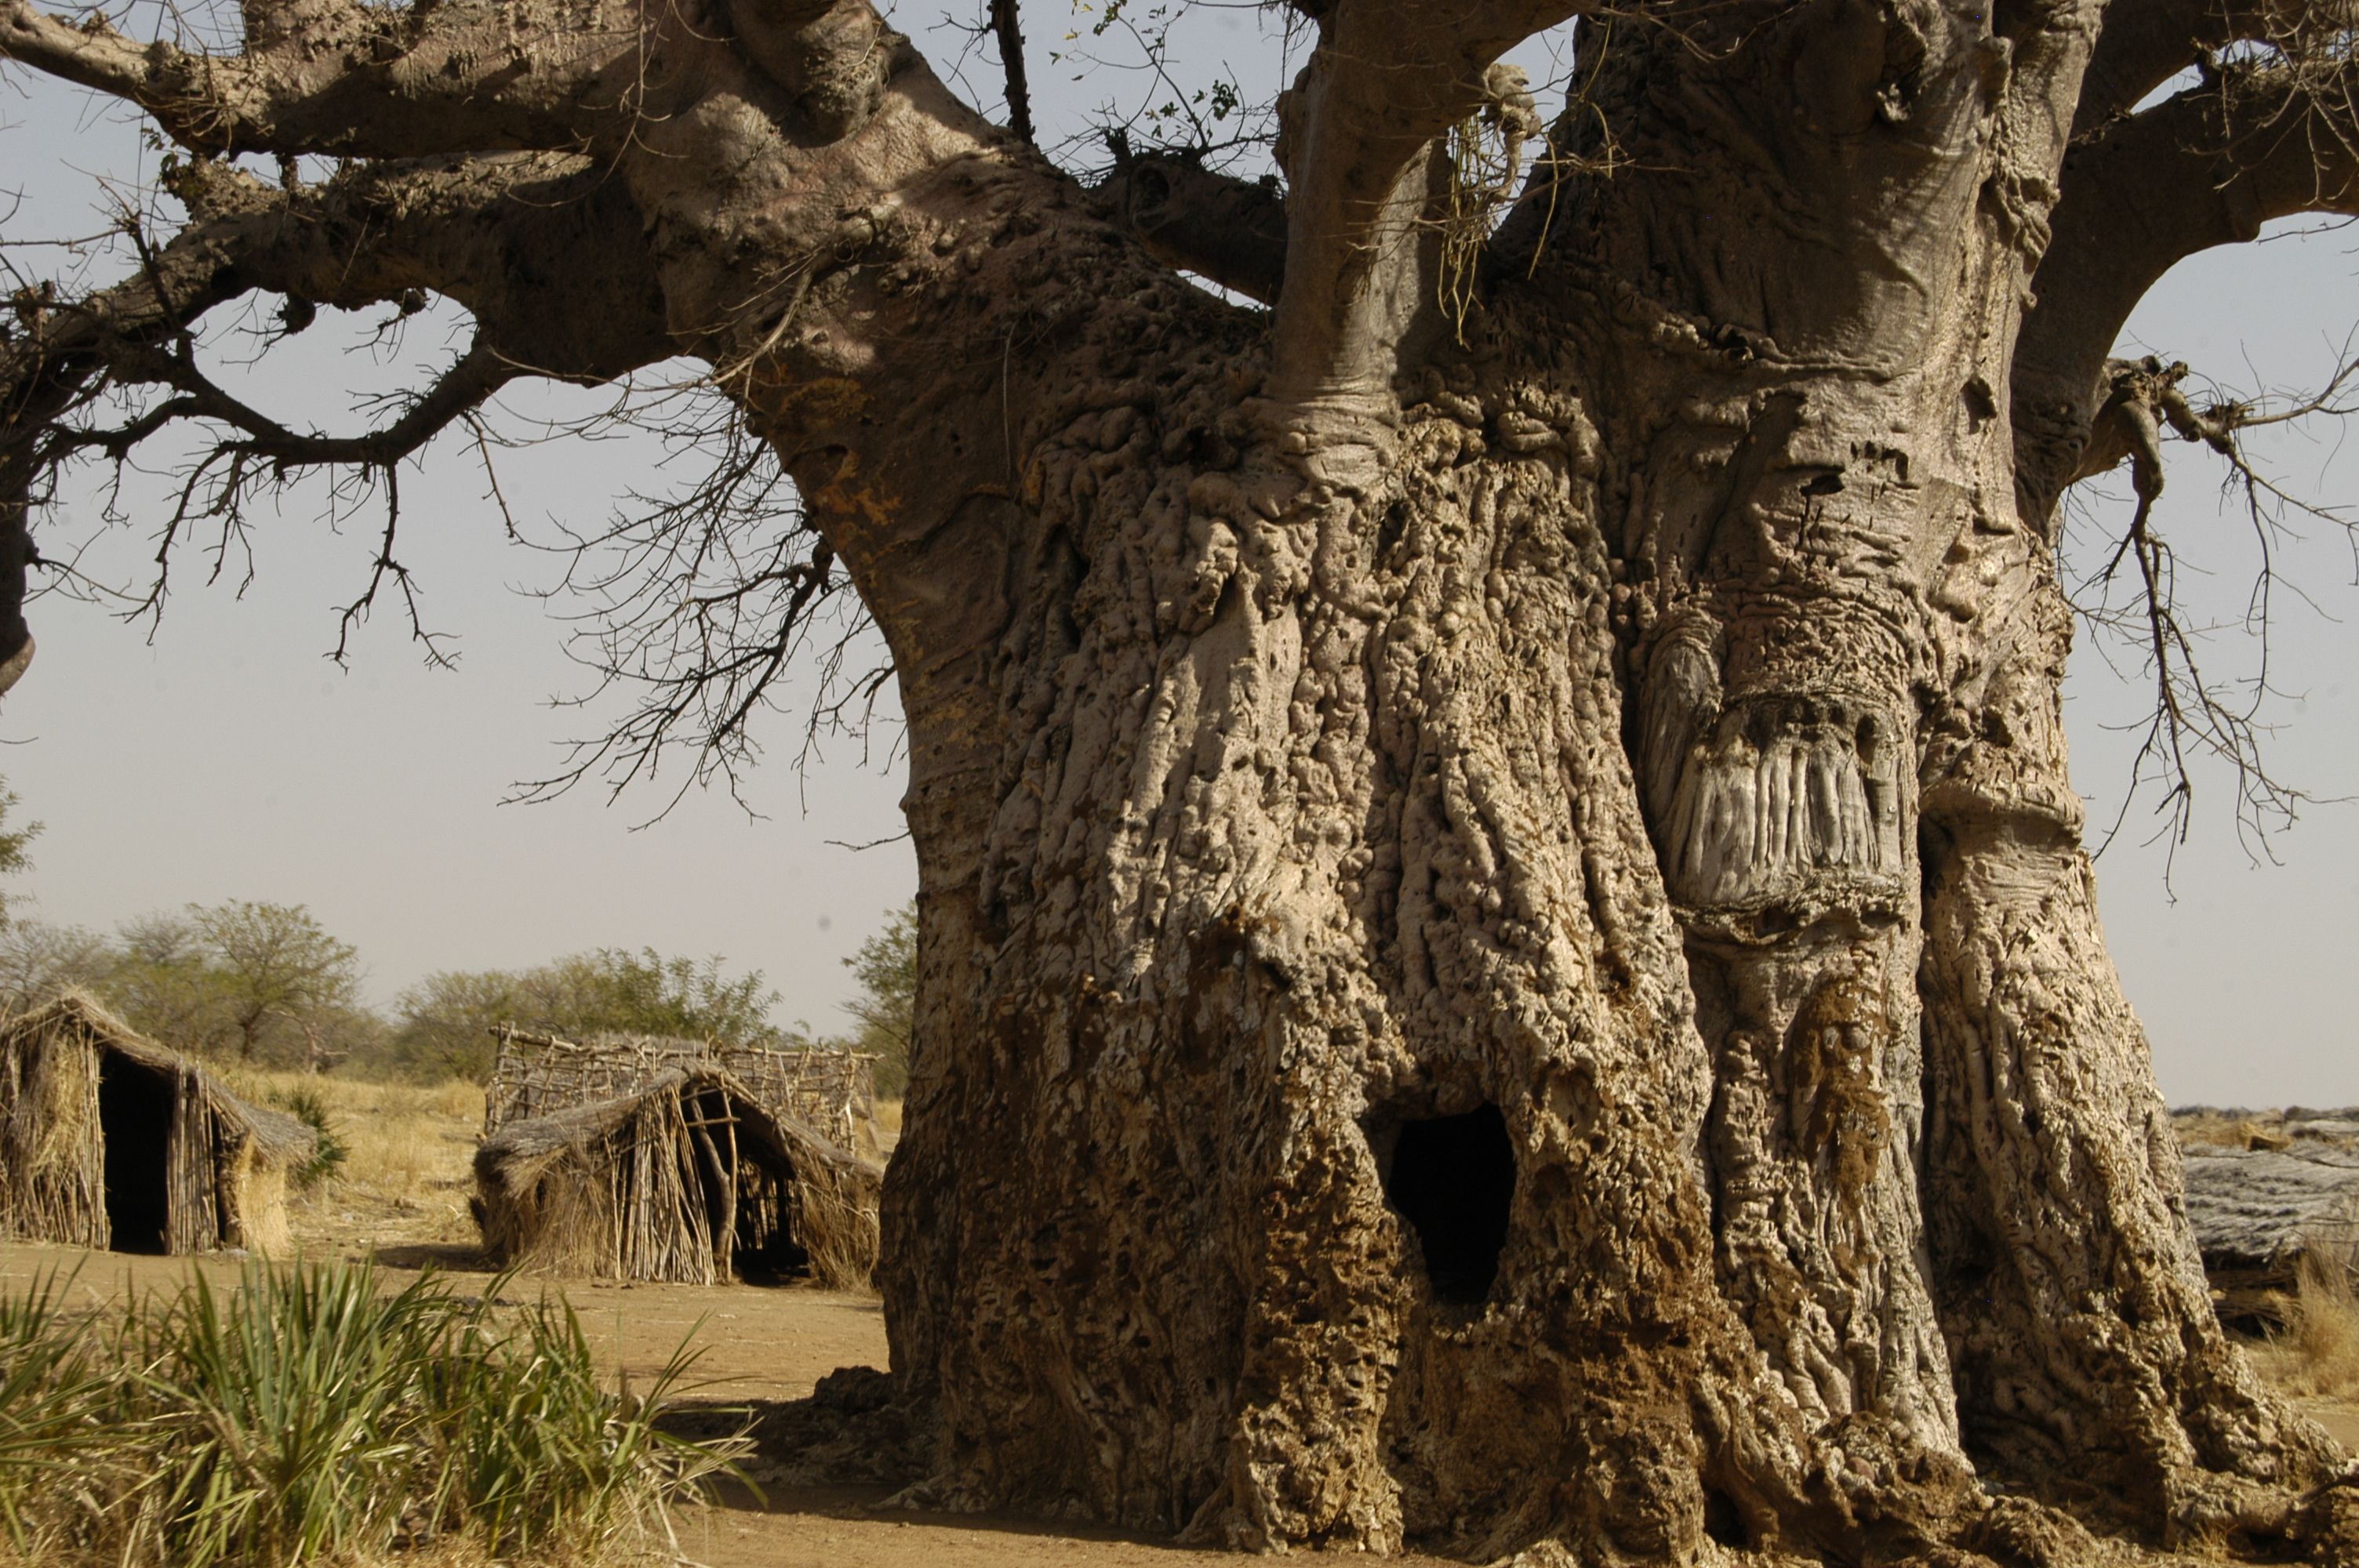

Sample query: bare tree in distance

[7,0,2359,1560]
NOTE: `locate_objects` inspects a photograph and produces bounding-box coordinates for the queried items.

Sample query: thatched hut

[485,1027,882,1156]
[0,992,316,1254]
[472,1065,881,1288]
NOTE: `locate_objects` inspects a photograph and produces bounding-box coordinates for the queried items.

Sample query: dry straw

[485,1027,880,1155]
[0,992,314,1255]
[473,1065,881,1290]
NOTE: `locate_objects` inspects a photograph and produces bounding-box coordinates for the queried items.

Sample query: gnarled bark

[7,0,2357,1559]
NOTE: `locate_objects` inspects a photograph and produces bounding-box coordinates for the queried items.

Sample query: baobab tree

[4,0,2356,1559]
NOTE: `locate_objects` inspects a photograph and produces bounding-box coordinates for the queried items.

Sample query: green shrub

[266,1087,349,1189]
[0,1258,743,1566]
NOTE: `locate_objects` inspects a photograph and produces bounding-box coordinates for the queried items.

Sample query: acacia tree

[843,901,916,1095]
[4,0,2357,1559]
[189,899,363,1059]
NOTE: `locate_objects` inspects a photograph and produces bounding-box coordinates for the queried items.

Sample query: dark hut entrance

[0,994,314,1256]
[97,1054,173,1253]
[681,1085,811,1280]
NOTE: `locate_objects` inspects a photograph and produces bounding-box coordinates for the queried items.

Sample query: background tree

[103,909,240,1055]
[93,902,373,1065]
[187,899,362,1062]
[0,917,113,1007]
[0,780,38,930]
[388,948,781,1080]
[843,902,914,1098]
[6,0,2359,1562]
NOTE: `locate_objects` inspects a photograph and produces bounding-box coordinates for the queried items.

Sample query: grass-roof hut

[471,1065,881,1289]
[0,992,316,1255]
[485,1027,882,1157]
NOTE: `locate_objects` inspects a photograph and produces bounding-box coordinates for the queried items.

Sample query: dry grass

[2249,1259,2359,1403]
[213,1071,487,1261]
[227,1072,483,1202]
[2174,1110,2289,1151]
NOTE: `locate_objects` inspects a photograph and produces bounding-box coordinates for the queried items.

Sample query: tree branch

[990,0,1031,143]
[2014,54,2359,522]
[1265,0,1574,416]
[507,398,881,816]
[1,0,663,158]
[2061,356,2341,855]
[1,150,672,669]
[726,0,905,140]
[1097,142,1287,305]
[5,153,669,460]
[2069,0,2346,137]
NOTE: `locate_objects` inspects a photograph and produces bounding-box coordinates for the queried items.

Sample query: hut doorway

[98,1058,173,1254]
[680,1087,810,1282]
[729,1159,813,1282]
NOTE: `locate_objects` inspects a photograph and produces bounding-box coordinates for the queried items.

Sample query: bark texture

[7,0,2359,1561]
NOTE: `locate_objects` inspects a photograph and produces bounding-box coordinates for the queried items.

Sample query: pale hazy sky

[2,9,2354,1102]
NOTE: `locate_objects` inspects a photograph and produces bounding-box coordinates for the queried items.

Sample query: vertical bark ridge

[1535,0,2087,1492]
[1918,574,2350,1546]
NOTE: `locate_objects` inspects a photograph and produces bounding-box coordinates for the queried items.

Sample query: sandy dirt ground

[7,1240,2349,1568]
[0,1240,1472,1567]
[5,1074,2353,1568]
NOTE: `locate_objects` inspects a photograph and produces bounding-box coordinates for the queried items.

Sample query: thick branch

[5,154,668,447]
[2013,58,2359,521]
[990,0,1030,143]
[2070,0,2346,137]
[727,0,903,140]
[0,151,672,678]
[0,0,658,158]
[1267,0,1576,414]
[1097,147,1287,305]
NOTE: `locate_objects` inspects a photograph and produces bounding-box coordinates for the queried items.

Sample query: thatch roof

[0,991,317,1254]
[473,1064,881,1288]
[485,1027,881,1156]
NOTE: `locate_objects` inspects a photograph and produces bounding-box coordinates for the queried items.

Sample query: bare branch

[503,389,886,817]
[2059,351,2359,858]
[1,150,671,663]
[2016,51,2359,523]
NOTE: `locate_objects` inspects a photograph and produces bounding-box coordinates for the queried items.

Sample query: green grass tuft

[0,1258,745,1566]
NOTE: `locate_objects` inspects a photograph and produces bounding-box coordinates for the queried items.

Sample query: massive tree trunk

[848,8,2352,1559]
[7,0,2358,1559]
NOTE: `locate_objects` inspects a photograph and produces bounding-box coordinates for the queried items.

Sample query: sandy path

[0,1241,1435,1566]
[669,1484,1470,1568]
[3,1240,2346,1567]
